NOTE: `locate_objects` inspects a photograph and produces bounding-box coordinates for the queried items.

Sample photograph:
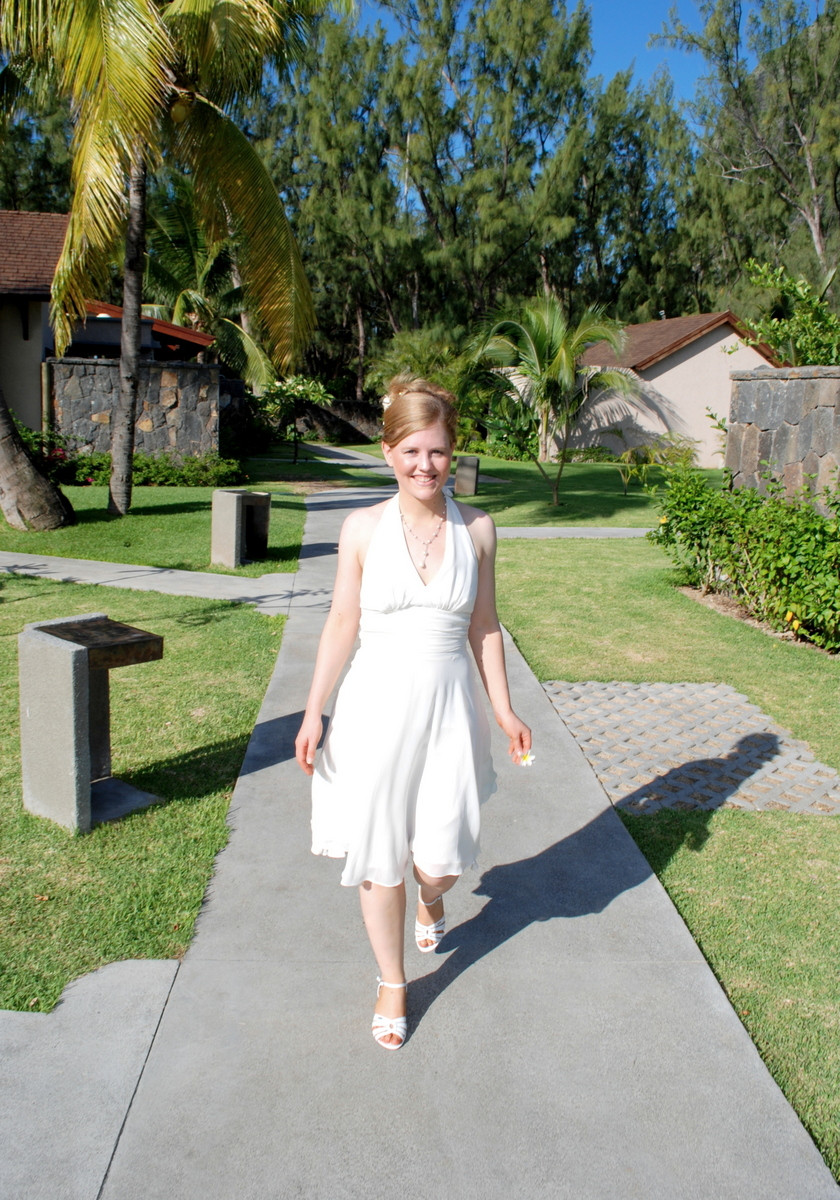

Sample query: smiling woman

[294,375,531,1049]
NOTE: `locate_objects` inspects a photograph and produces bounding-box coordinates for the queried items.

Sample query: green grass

[496,536,840,1180]
[244,443,388,489]
[0,485,306,576]
[471,458,725,527]
[496,537,840,771]
[0,575,281,1012]
[623,810,840,1177]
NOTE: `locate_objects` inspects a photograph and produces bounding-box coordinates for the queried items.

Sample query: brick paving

[543,681,840,815]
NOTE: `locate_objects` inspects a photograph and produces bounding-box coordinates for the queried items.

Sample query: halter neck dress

[311,493,497,888]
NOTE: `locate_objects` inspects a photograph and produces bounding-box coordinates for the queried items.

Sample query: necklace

[400,503,446,570]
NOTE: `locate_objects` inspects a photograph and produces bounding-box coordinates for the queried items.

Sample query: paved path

[1,489,838,1199]
[546,681,840,815]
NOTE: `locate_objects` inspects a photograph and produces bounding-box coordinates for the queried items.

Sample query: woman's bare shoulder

[454,501,496,552]
[340,498,391,548]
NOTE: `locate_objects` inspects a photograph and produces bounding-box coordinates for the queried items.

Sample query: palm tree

[1,0,322,517]
[143,176,275,391]
[478,297,636,505]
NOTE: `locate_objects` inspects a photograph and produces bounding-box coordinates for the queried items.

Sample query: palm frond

[162,0,312,105]
[212,316,275,390]
[174,94,315,368]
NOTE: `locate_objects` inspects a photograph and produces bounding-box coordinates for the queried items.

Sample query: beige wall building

[578,312,777,469]
[0,211,69,428]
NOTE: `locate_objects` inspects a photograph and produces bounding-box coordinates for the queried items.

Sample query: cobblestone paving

[543,681,840,815]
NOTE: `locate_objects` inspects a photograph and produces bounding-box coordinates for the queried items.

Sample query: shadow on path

[407,807,650,1036]
[613,732,783,815]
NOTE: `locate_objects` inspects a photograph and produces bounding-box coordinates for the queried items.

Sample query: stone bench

[211,489,271,568]
[18,613,164,832]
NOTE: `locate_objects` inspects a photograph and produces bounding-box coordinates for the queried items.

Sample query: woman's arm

[466,511,532,763]
[294,509,368,775]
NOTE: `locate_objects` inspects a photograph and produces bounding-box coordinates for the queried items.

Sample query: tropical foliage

[744,261,840,365]
[477,298,636,504]
[143,176,275,391]
[0,0,323,517]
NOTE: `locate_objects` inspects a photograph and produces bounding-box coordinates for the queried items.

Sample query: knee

[415,868,458,891]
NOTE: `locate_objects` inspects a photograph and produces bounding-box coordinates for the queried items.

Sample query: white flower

[518,751,535,767]
[381,394,392,411]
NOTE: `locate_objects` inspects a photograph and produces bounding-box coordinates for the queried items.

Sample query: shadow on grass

[70,499,210,524]
[121,731,252,805]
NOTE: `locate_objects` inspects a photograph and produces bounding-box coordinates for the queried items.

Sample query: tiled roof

[580,311,778,369]
[0,210,70,295]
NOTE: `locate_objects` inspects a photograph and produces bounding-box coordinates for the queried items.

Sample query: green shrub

[69,451,243,487]
[650,469,840,650]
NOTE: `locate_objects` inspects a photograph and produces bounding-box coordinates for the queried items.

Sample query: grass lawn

[0,485,306,576]
[0,574,281,1012]
[496,536,840,1179]
[471,458,725,527]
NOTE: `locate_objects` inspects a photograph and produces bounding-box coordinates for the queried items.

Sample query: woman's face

[382,421,453,503]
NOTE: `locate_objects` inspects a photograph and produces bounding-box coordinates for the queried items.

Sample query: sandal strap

[414,916,445,937]
[371,1013,407,1048]
[376,977,407,994]
[418,885,443,907]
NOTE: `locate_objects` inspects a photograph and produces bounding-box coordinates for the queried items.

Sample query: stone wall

[726,366,840,496]
[48,358,221,456]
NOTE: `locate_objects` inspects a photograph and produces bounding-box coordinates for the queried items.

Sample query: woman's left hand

[497,709,532,765]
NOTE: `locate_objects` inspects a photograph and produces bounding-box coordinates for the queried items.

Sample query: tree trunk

[355,304,366,404]
[551,419,573,506]
[108,153,147,516]
[0,385,75,530]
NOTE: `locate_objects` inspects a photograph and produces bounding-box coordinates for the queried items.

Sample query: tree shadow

[71,500,209,523]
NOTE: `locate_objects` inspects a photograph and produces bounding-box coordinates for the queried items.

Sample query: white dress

[311,493,497,887]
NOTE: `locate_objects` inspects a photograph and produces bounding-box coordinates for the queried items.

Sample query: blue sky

[358,1,707,102]
[587,1,704,100]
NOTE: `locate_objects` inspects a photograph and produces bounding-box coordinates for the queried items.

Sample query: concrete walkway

[1,489,838,1199]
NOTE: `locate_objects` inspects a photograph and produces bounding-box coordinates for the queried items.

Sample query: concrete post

[211,489,271,568]
[18,613,164,832]
[19,616,94,831]
[454,456,480,496]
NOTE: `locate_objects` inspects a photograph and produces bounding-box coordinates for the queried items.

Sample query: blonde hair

[382,375,458,448]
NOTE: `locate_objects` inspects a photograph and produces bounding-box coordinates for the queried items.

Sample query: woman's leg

[359,881,406,1047]
[414,867,458,949]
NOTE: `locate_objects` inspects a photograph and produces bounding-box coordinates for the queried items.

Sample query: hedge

[649,470,840,651]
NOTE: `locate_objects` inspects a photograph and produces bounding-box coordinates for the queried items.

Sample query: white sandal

[415,885,445,953]
[371,979,407,1050]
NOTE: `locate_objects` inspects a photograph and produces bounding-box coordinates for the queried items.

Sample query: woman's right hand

[295,714,323,776]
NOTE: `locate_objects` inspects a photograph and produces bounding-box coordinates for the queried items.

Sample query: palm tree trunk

[108,152,147,516]
[551,418,573,506]
[0,386,75,530]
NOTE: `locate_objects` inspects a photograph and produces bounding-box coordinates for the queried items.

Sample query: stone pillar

[454,456,480,496]
[18,613,164,832]
[211,489,271,568]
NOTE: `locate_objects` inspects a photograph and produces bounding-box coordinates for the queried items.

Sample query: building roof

[0,210,71,296]
[0,211,214,350]
[580,311,778,370]
[85,301,215,349]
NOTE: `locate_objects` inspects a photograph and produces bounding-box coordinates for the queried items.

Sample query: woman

[295,376,531,1049]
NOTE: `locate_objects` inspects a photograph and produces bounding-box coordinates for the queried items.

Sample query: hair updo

[382,375,458,448]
